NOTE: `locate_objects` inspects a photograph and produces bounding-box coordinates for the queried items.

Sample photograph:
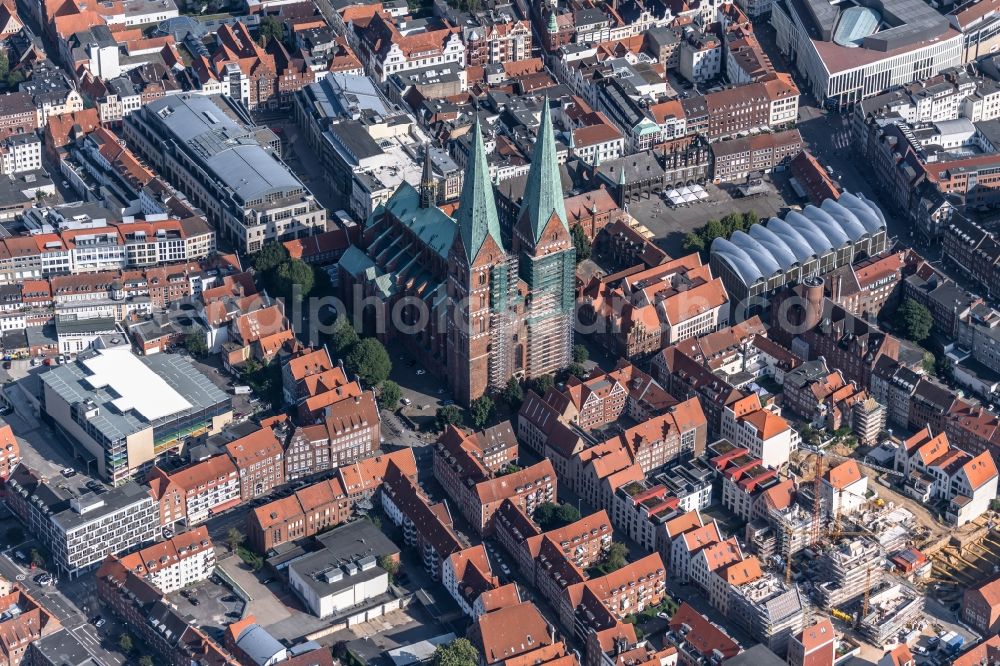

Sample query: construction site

[921,513,1000,608]
[775,448,999,654]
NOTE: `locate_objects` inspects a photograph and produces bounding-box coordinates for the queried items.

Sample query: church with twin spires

[337,101,576,405]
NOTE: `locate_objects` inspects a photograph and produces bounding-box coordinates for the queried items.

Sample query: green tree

[567,362,587,379]
[922,351,936,376]
[139,657,155,666]
[469,395,495,429]
[378,555,399,583]
[379,380,402,410]
[5,71,23,88]
[681,232,704,255]
[895,298,933,342]
[226,527,246,553]
[253,241,289,275]
[571,225,592,263]
[572,344,589,364]
[271,258,315,302]
[0,50,8,86]
[185,330,208,357]
[702,218,726,242]
[533,502,580,530]
[327,317,359,357]
[436,404,462,431]
[935,355,952,379]
[30,549,45,568]
[529,374,554,396]
[555,503,581,525]
[258,16,284,46]
[433,638,479,666]
[500,376,523,410]
[237,546,263,571]
[5,527,23,545]
[604,542,628,571]
[345,338,392,386]
[118,634,134,654]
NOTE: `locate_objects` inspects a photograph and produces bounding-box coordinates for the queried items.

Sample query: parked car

[93,617,106,628]
[261,577,275,585]
[189,597,200,606]
[60,468,75,477]
[400,398,412,406]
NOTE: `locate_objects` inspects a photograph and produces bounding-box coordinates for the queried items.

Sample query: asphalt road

[0,546,127,665]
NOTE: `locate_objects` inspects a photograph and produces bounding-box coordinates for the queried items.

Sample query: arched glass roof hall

[710,194,886,289]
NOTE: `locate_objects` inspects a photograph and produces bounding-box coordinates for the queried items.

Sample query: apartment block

[559,553,667,635]
[815,538,884,609]
[247,475,351,554]
[727,573,805,656]
[6,465,159,579]
[711,129,802,183]
[226,427,285,502]
[0,420,20,481]
[117,526,215,594]
[97,558,236,665]
[580,254,730,360]
[961,576,1000,636]
[720,394,796,470]
[787,619,836,666]
[0,578,62,666]
[380,462,462,581]
[147,454,241,526]
[895,428,999,525]
[433,422,555,535]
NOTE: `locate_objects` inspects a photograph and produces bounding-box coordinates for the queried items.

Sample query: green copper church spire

[454,120,504,263]
[519,97,567,243]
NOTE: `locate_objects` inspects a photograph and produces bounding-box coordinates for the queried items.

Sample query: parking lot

[167,575,246,639]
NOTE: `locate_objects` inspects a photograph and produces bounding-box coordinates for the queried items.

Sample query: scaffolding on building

[488,253,520,391]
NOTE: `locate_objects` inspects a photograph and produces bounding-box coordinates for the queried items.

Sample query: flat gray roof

[145,95,305,206]
[41,348,230,443]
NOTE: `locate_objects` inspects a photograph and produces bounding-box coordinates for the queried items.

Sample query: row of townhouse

[0,215,215,285]
[665,507,806,655]
[894,427,998,525]
[247,448,417,552]
[432,422,557,536]
[578,254,731,362]
[116,526,215,594]
[147,426,285,527]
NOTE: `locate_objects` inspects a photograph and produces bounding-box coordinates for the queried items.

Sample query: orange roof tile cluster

[475,602,553,665]
[118,526,213,581]
[225,427,282,470]
[148,454,237,496]
[474,459,555,505]
[825,460,863,490]
[338,448,417,495]
[668,602,740,659]
[584,253,728,339]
